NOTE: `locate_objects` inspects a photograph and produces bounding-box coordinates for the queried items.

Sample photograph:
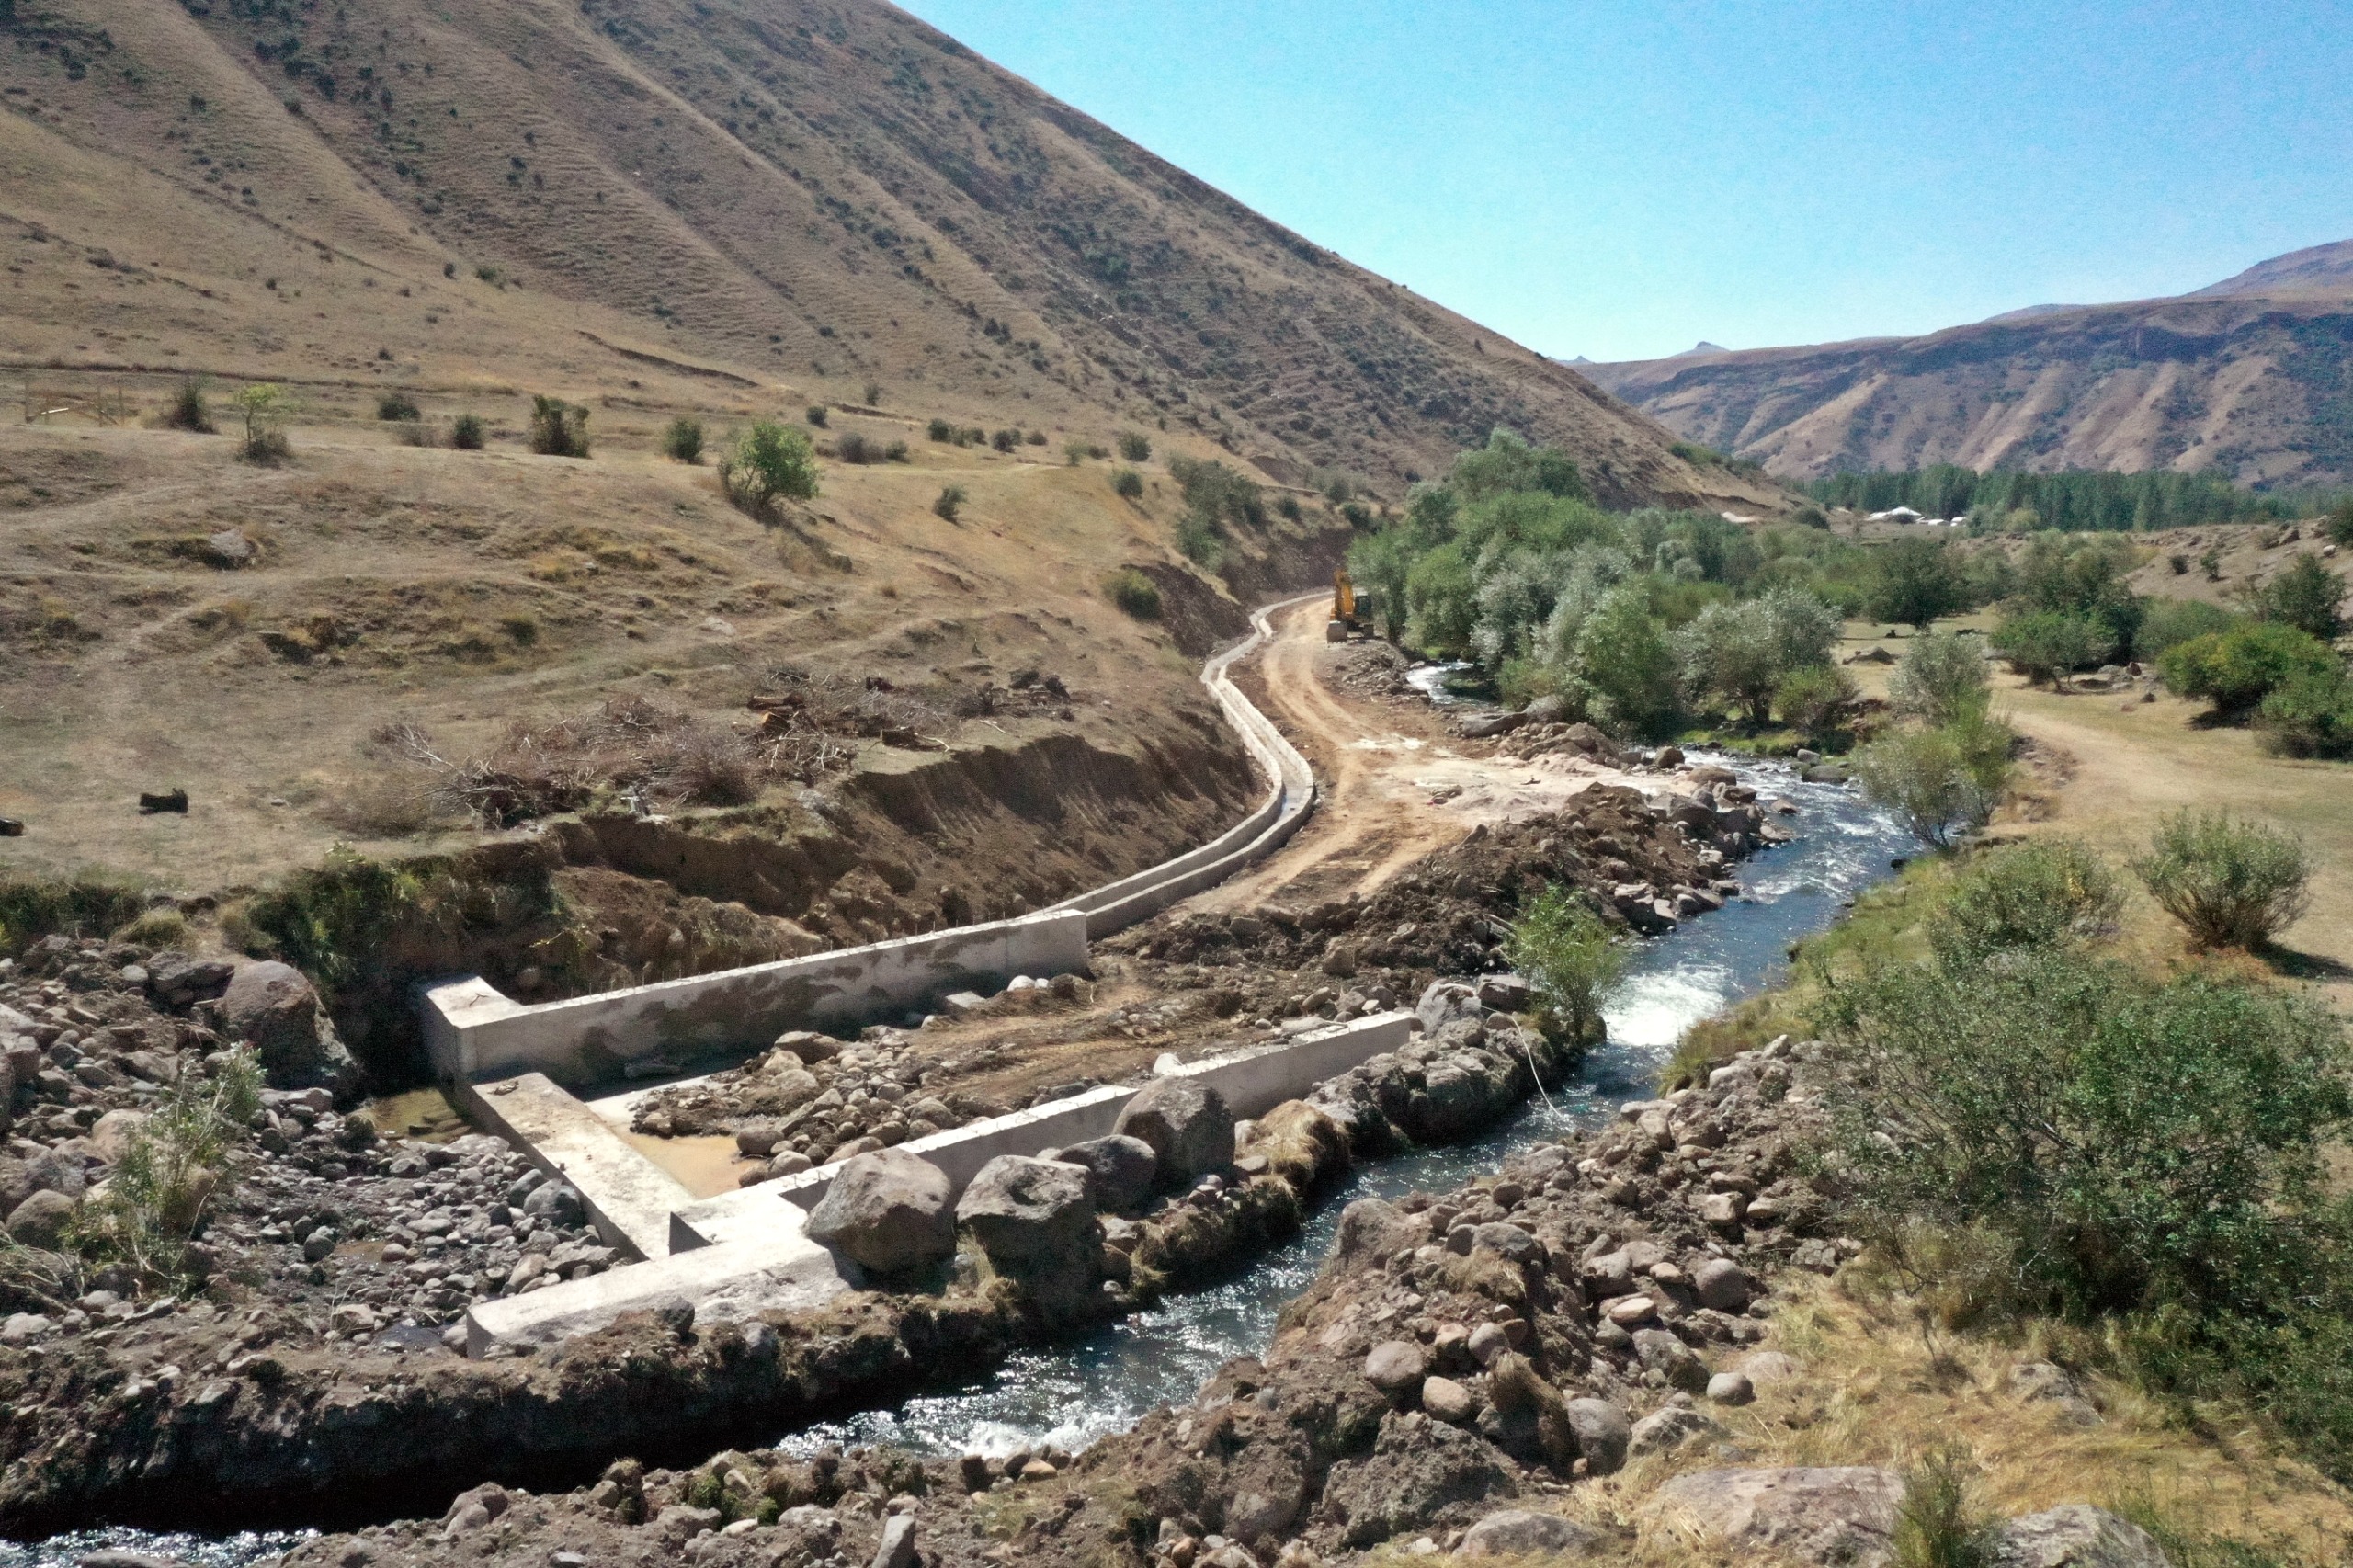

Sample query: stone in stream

[804,1148,954,1277]
[1113,1078,1234,1185]
[1048,1133,1158,1212]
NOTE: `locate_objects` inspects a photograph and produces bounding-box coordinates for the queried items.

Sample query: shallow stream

[1,754,1911,1562]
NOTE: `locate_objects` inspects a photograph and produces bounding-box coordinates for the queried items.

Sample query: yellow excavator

[1327,567,1375,642]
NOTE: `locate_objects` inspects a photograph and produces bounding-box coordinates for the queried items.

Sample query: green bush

[1927,837,2118,967]
[1853,718,2008,847]
[1889,631,1990,725]
[2256,665,2353,758]
[2132,810,2311,949]
[1573,587,1679,738]
[0,875,148,955]
[835,430,873,465]
[234,383,294,466]
[1674,587,1838,725]
[527,394,590,458]
[1104,568,1160,620]
[2159,621,2339,716]
[449,413,486,450]
[2249,552,2346,641]
[1116,431,1151,462]
[1868,536,1967,629]
[932,485,966,523]
[1504,885,1624,1047]
[1025,430,1046,447]
[2136,597,2236,660]
[1891,1447,1997,1568]
[376,392,421,422]
[804,404,828,428]
[1989,609,2113,687]
[720,422,820,515]
[862,381,883,406]
[1275,494,1303,523]
[2327,500,2353,548]
[926,417,953,442]
[1111,467,1144,501]
[71,1051,263,1286]
[165,378,214,434]
[662,416,704,464]
[1175,512,1225,568]
[1775,663,1858,740]
[990,427,1019,453]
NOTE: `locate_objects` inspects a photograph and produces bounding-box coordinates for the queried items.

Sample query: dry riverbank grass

[1537,1276,2353,1565]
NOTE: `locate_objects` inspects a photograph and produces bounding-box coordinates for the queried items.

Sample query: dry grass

[1524,1276,2353,1566]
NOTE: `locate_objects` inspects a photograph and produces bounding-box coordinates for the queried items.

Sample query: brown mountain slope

[0,0,1768,511]
[1586,250,2353,487]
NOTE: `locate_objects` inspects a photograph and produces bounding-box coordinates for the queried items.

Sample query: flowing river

[0,753,1911,1563]
[774,751,1914,1460]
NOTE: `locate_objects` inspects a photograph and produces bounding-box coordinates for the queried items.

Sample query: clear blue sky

[893,0,2353,362]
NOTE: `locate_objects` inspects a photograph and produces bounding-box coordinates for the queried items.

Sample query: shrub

[1175,513,1225,568]
[2249,552,2346,641]
[71,1050,263,1286]
[1025,430,1046,447]
[1063,438,1094,465]
[990,427,1019,453]
[449,413,486,450]
[720,421,820,515]
[1776,663,1859,740]
[1989,609,2113,688]
[1116,431,1151,462]
[926,417,953,443]
[2136,597,2236,660]
[2327,499,2353,548]
[2132,810,2311,949]
[396,423,437,449]
[2256,665,2353,758]
[2159,621,2338,716]
[662,416,704,464]
[861,381,883,406]
[1573,586,1679,739]
[932,485,966,523]
[0,874,148,955]
[1853,721,2006,847]
[376,392,421,422]
[804,404,828,427]
[1868,536,1967,629]
[1889,631,1989,725]
[834,430,872,465]
[527,395,590,458]
[1104,567,1161,619]
[1504,885,1624,1047]
[885,441,910,462]
[1275,494,1303,522]
[164,379,216,433]
[1111,467,1144,500]
[1891,1447,1997,1568]
[1927,837,2119,967]
[1675,588,1839,725]
[233,383,293,465]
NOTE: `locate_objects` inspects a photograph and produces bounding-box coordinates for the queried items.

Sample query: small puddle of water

[623,1131,755,1199]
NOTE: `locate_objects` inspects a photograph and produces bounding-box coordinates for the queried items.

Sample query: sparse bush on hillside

[834,430,872,465]
[233,383,293,466]
[527,395,590,458]
[990,428,1019,453]
[926,417,953,443]
[1890,1448,1998,1568]
[2160,620,2338,716]
[449,413,486,450]
[2327,499,2353,548]
[163,378,214,433]
[861,381,883,406]
[2248,552,2347,641]
[1111,468,1144,501]
[2136,597,2236,661]
[804,404,828,428]
[1063,438,1105,465]
[1889,630,1989,726]
[1025,430,1046,447]
[1104,568,1161,620]
[932,485,966,523]
[721,421,820,516]
[662,416,704,464]
[2133,810,2312,949]
[1275,494,1303,522]
[1176,514,1224,568]
[376,392,421,422]
[1116,431,1151,462]
[1505,884,1623,1047]
[396,423,437,449]
[1853,714,2009,848]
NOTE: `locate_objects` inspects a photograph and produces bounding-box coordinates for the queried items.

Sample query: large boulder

[1415,980,1483,1036]
[146,951,236,1009]
[804,1149,954,1277]
[221,960,355,1091]
[1651,1467,1903,1567]
[1050,1135,1157,1212]
[6,1189,75,1249]
[1562,1398,1631,1474]
[1112,1078,1233,1185]
[1995,1505,2172,1568]
[1457,1509,1605,1559]
[1319,1410,1518,1548]
[956,1155,1096,1263]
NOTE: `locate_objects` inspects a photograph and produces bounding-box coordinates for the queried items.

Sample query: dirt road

[1197,600,1642,912]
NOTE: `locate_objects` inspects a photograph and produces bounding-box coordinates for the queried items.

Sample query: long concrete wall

[670,1009,1412,1251]
[416,594,1321,1086]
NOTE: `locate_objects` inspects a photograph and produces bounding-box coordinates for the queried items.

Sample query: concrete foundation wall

[672,1010,1412,1251]
[421,909,1088,1085]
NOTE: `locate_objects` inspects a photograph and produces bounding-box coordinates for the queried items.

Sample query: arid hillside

[1586,246,2353,487]
[0,0,1770,509]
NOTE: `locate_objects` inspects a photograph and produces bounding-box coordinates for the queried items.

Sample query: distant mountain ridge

[1586,241,2353,487]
